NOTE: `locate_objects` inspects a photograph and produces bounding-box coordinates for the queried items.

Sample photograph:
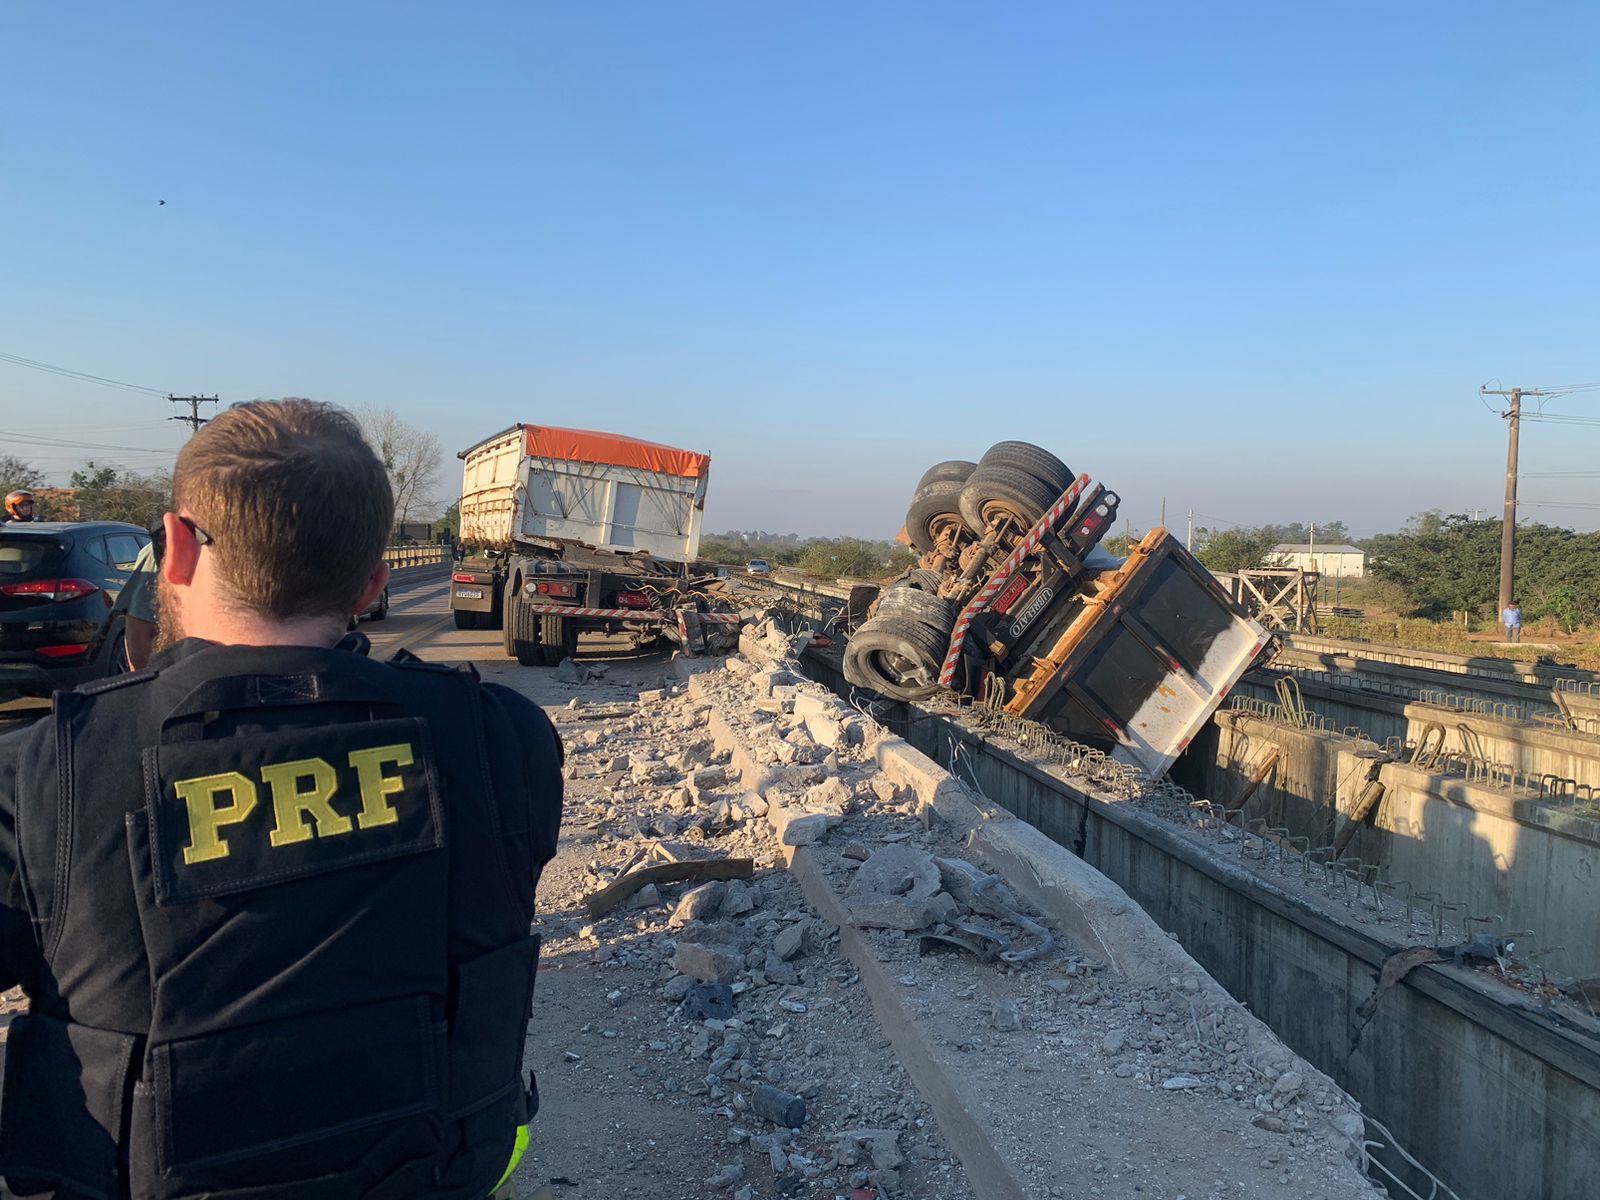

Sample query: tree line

[699,533,917,579]
[1,407,452,537]
[1183,510,1600,632]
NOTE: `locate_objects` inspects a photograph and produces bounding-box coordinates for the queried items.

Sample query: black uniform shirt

[0,635,564,1001]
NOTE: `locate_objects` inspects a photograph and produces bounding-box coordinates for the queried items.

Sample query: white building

[1270,543,1366,578]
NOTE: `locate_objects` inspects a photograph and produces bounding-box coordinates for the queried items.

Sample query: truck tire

[976,442,1073,495]
[453,609,477,630]
[915,460,977,490]
[958,464,1061,540]
[900,568,943,592]
[905,479,972,554]
[538,613,576,667]
[505,588,542,666]
[842,614,948,702]
[876,585,956,636]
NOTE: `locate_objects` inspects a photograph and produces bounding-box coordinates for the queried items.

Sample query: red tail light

[37,643,91,658]
[535,581,578,598]
[0,578,99,602]
[616,591,651,610]
[452,573,477,583]
[1073,502,1113,542]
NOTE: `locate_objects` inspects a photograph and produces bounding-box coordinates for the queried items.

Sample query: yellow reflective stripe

[493,1124,531,1193]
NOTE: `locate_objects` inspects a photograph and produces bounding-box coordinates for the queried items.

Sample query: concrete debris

[705,1162,745,1188]
[847,845,941,902]
[674,941,743,985]
[669,880,728,928]
[768,805,829,847]
[990,999,1023,1031]
[773,922,808,961]
[556,658,610,684]
[527,631,1372,1200]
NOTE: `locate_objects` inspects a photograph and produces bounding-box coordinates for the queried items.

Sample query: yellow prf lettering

[262,757,353,848]
[176,772,259,865]
[347,743,413,829]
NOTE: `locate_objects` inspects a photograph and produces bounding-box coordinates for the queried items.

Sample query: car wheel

[370,588,389,621]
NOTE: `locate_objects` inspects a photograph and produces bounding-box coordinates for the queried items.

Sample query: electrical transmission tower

[168,395,220,435]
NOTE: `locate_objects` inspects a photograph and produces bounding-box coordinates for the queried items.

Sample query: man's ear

[352,559,390,614]
[161,513,201,586]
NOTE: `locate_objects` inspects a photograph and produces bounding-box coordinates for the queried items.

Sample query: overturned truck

[843,442,1272,779]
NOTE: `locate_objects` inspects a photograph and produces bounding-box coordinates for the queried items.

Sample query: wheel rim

[863,646,934,688]
[927,512,968,545]
[978,498,1037,539]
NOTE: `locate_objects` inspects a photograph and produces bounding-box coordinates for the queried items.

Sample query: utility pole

[1480,386,1548,617]
[168,395,219,436]
[1160,497,1167,530]
[1186,509,1194,551]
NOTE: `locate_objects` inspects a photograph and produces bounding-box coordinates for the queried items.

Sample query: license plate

[455,589,484,600]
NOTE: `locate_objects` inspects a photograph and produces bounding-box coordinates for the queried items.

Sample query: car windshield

[0,534,68,579]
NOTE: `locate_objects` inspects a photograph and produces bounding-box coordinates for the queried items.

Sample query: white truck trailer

[450,424,736,666]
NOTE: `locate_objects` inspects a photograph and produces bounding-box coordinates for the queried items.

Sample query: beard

[153,575,186,657]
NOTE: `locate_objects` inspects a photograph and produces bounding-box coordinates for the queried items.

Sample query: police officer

[3,489,35,522]
[0,400,562,1199]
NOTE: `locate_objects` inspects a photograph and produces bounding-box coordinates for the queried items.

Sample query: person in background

[3,491,35,523]
[1501,599,1522,644]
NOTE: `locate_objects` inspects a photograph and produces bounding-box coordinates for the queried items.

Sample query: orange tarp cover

[522,425,710,479]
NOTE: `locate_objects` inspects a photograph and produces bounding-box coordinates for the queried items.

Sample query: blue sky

[3,2,1598,537]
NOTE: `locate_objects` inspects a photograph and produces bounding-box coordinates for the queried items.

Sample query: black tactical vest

[0,642,545,1200]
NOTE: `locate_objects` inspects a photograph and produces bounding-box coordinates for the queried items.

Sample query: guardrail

[382,545,448,569]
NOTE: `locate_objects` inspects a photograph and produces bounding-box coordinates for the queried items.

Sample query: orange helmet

[4,490,35,520]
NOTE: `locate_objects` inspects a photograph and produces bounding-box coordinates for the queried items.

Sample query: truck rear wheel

[842,614,948,702]
[505,588,543,666]
[875,584,956,636]
[915,459,978,490]
[958,464,1061,542]
[905,479,972,554]
[975,442,1073,494]
[453,609,477,630]
[537,613,576,667]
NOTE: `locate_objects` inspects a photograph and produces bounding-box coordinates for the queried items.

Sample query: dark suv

[0,521,150,697]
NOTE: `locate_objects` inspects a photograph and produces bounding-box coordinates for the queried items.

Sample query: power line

[0,349,168,396]
[0,429,173,453]
[1524,470,1600,478]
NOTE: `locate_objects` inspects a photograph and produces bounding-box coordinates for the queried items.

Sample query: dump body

[458,424,710,563]
[1004,529,1271,778]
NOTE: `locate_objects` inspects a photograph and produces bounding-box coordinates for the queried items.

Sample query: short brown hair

[173,399,393,620]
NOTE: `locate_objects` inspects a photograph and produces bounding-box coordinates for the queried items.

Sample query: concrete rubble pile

[534,620,1379,1199]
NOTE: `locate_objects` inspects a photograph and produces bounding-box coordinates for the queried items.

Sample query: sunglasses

[149,515,215,565]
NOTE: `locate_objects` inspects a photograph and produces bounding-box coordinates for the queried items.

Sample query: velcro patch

[144,717,443,905]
